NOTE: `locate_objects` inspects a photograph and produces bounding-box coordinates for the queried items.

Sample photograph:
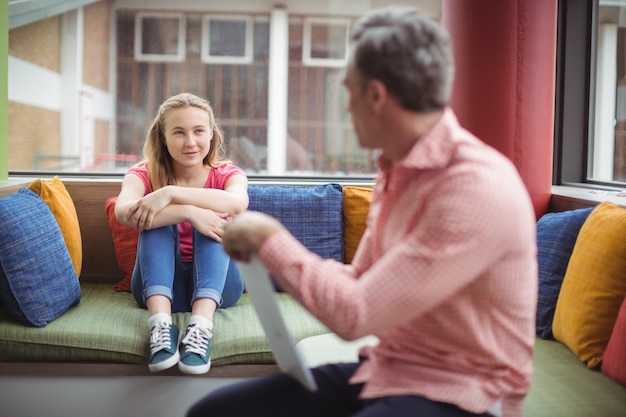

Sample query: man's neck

[383,108,445,162]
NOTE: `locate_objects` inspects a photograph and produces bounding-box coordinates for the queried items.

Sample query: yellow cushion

[27,176,82,277]
[553,201,626,369]
[342,186,372,264]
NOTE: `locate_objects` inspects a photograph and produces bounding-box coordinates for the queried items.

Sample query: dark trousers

[187,362,495,417]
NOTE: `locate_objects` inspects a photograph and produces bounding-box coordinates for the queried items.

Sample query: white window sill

[551,185,626,210]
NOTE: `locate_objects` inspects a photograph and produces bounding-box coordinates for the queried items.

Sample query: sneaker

[148,321,181,372]
[178,323,212,375]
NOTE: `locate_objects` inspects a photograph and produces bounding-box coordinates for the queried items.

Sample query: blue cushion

[0,188,81,327]
[535,208,593,339]
[248,184,344,289]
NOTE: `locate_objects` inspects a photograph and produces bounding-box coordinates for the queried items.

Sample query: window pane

[591,2,626,183]
[209,19,246,57]
[135,14,185,62]
[141,17,179,55]
[8,1,442,177]
[311,23,346,59]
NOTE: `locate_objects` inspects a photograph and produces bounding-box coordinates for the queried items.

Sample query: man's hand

[223,211,284,262]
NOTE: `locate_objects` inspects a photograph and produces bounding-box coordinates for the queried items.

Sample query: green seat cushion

[0,283,328,366]
[523,338,626,417]
[296,334,626,417]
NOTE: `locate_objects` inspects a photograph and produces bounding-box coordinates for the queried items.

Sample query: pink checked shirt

[258,109,537,417]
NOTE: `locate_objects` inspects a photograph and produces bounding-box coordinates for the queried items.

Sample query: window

[202,16,253,64]
[116,11,270,173]
[591,0,626,183]
[134,13,186,62]
[302,18,350,67]
[7,1,442,178]
[556,0,626,187]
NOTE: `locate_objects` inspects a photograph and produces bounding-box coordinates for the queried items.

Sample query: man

[188,6,537,417]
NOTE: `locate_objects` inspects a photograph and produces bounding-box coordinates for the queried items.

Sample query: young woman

[115,93,248,375]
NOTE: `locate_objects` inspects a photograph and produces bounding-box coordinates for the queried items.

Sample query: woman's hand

[222,211,284,262]
[125,186,172,230]
[189,206,229,242]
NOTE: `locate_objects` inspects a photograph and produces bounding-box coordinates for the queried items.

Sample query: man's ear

[366,79,388,113]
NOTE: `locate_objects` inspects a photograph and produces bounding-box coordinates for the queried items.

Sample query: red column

[442,0,557,219]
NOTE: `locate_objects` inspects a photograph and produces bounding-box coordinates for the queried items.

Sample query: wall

[83,2,110,91]
[8,17,63,171]
[443,0,557,219]
[8,16,61,71]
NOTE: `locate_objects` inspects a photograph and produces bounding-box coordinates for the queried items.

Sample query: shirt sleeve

[209,163,247,190]
[126,162,151,195]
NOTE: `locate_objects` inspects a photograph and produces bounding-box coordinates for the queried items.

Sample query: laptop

[237,257,318,392]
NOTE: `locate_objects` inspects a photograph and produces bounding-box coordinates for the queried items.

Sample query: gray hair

[349,6,454,112]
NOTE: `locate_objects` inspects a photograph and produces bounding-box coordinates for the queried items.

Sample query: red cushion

[602,296,626,385]
[104,196,139,292]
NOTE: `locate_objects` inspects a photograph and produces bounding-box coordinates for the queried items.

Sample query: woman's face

[163,106,213,169]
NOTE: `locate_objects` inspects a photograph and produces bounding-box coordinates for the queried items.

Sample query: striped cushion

[0,189,81,327]
[0,283,328,365]
[535,208,592,339]
[248,184,344,289]
[247,184,344,262]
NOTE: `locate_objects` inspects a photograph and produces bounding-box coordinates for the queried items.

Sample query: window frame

[554,0,592,186]
[302,17,350,68]
[134,12,187,63]
[201,14,254,65]
[555,0,626,189]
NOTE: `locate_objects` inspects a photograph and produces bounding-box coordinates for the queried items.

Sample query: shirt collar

[378,107,460,173]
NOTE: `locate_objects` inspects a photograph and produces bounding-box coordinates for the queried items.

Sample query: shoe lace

[150,321,173,354]
[182,324,212,355]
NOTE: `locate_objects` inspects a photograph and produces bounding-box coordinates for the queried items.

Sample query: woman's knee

[221,262,244,307]
[139,225,177,244]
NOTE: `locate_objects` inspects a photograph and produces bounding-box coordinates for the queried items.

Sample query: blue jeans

[131,225,243,313]
[187,362,496,417]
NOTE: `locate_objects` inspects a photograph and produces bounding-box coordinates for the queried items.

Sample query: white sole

[178,359,211,375]
[148,351,180,373]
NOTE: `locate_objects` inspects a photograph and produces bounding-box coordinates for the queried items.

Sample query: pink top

[258,109,537,417]
[127,162,245,262]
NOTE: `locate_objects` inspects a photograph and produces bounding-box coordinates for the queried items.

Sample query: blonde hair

[142,93,228,190]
